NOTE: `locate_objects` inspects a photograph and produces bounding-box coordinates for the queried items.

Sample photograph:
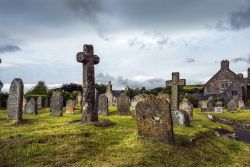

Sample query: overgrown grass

[183,84,204,90]
[210,110,250,124]
[0,107,249,167]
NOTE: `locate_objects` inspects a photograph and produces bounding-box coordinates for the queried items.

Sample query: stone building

[204,60,249,102]
[105,81,122,106]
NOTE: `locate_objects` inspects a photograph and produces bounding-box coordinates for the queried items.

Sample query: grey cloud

[0,44,21,53]
[231,55,250,63]
[185,58,195,63]
[128,38,145,49]
[230,6,250,30]
[157,37,169,45]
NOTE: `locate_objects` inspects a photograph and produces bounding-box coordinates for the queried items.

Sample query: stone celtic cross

[76,44,100,122]
[166,72,186,111]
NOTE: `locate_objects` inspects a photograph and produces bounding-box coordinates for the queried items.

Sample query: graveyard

[1,1,250,166]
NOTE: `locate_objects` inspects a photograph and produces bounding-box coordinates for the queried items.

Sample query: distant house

[105,81,122,105]
[204,60,249,102]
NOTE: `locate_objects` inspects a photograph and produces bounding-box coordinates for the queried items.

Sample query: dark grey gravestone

[98,94,108,115]
[227,99,237,112]
[135,96,174,144]
[76,44,100,122]
[25,98,38,115]
[50,92,63,116]
[44,97,49,107]
[37,96,42,109]
[7,78,24,123]
[117,92,130,115]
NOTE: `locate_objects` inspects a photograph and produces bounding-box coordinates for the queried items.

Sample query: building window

[220,80,230,91]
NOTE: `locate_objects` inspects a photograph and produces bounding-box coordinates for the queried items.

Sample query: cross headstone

[117,92,130,115]
[135,96,174,144]
[25,98,38,115]
[166,72,186,111]
[50,92,63,116]
[76,44,100,122]
[37,96,42,109]
[98,94,108,115]
[7,78,24,123]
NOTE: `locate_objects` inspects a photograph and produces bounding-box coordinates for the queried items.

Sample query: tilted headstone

[166,72,189,126]
[131,94,150,116]
[50,92,63,116]
[157,92,171,103]
[238,100,245,110]
[214,101,223,113]
[7,78,24,123]
[37,96,42,109]
[76,44,100,122]
[98,94,109,115]
[135,96,174,144]
[179,97,193,120]
[201,100,208,112]
[117,92,130,115]
[25,98,38,115]
[227,99,237,112]
[66,99,76,114]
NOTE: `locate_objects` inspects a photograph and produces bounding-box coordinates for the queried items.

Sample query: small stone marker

[117,92,130,115]
[131,94,150,116]
[37,96,42,109]
[166,72,189,126]
[66,99,76,114]
[25,98,38,115]
[76,91,82,107]
[50,92,63,116]
[179,97,193,120]
[98,94,109,115]
[76,44,100,122]
[135,96,174,144]
[238,100,245,110]
[214,101,223,113]
[7,78,24,123]
[227,99,237,112]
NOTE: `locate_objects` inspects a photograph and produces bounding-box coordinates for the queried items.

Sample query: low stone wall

[212,116,250,129]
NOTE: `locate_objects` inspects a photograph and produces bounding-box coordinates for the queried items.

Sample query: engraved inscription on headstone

[98,94,109,115]
[214,101,223,113]
[7,78,24,123]
[50,92,63,116]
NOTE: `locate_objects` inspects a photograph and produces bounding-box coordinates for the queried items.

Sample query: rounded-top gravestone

[66,99,76,114]
[7,78,24,123]
[26,98,38,115]
[131,94,150,116]
[227,99,237,112]
[50,92,63,116]
[117,92,130,115]
[98,94,108,115]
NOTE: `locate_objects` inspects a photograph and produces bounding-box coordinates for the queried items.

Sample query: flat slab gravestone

[98,94,109,115]
[135,96,174,144]
[50,92,63,116]
[37,96,42,109]
[7,78,24,123]
[26,98,38,115]
[227,99,237,112]
[117,92,130,115]
[179,97,193,120]
[66,99,76,114]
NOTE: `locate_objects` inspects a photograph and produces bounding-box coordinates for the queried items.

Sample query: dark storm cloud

[230,6,250,30]
[0,44,21,53]
[231,55,250,64]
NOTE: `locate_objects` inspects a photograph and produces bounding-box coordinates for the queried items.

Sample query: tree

[125,86,140,99]
[26,81,48,95]
[95,83,107,94]
[59,83,82,93]
[0,80,3,92]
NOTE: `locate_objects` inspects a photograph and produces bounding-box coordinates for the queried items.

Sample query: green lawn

[0,107,249,167]
[210,110,250,124]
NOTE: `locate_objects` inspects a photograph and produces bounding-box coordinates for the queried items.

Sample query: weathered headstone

[238,100,245,110]
[66,99,76,114]
[7,78,24,123]
[98,94,109,115]
[50,92,63,116]
[37,96,42,109]
[227,99,237,112]
[76,44,100,122]
[22,96,27,110]
[179,98,193,120]
[44,97,49,107]
[76,91,82,107]
[117,92,130,115]
[131,94,150,116]
[207,100,214,112]
[201,100,208,112]
[166,72,189,126]
[214,101,223,113]
[157,92,170,103]
[135,96,174,144]
[25,98,38,115]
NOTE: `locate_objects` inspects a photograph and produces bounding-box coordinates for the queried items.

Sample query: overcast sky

[1,0,250,92]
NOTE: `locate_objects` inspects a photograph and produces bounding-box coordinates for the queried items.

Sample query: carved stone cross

[166,72,186,111]
[76,44,100,122]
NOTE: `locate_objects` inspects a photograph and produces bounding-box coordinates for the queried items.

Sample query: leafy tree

[0,80,3,92]
[26,81,48,95]
[125,86,140,99]
[59,83,82,93]
[95,83,107,94]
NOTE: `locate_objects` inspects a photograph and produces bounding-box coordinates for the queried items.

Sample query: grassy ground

[183,84,204,90]
[210,110,250,124]
[0,107,250,167]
